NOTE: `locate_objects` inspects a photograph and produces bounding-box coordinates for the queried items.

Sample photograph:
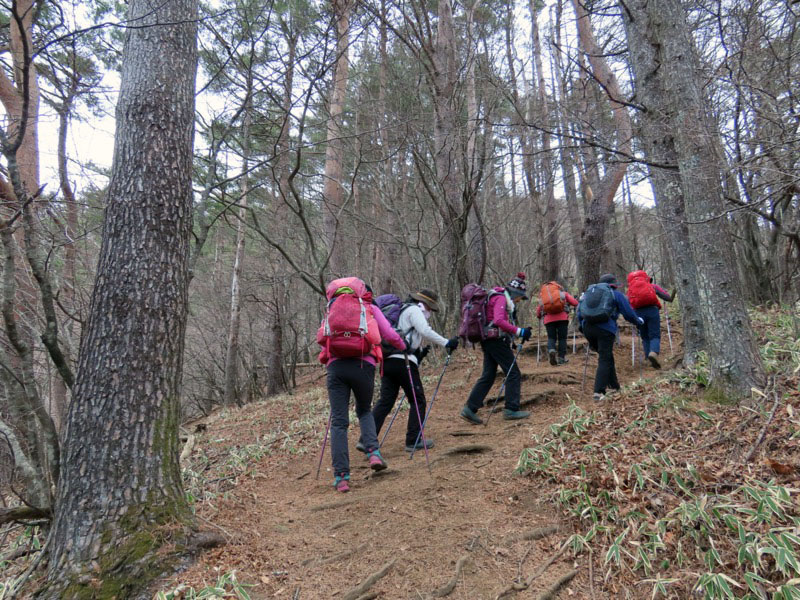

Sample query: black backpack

[579,283,616,324]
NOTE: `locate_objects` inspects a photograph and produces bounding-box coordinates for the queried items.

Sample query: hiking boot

[460,405,483,425]
[367,450,388,471]
[503,409,530,420]
[557,357,568,365]
[548,349,557,366]
[355,440,366,453]
[592,392,604,402]
[647,352,661,369]
[405,439,435,452]
[334,474,350,493]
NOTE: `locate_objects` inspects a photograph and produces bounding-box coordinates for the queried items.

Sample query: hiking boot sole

[548,351,557,366]
[370,461,388,472]
[647,354,661,369]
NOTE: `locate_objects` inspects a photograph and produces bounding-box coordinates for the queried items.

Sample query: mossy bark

[36,0,199,597]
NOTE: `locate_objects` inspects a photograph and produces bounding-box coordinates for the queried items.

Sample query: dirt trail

[170,327,674,599]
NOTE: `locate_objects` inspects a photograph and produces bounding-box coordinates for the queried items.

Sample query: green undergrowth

[155,570,251,599]
[517,305,800,599]
[183,386,329,508]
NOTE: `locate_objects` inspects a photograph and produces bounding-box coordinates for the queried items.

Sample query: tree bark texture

[322,0,351,277]
[43,0,198,596]
[620,0,764,395]
[572,0,632,290]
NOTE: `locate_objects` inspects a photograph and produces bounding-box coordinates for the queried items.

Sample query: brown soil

[164,327,673,599]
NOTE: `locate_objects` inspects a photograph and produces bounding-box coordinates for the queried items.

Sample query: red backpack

[540,282,566,314]
[317,277,382,363]
[626,270,659,309]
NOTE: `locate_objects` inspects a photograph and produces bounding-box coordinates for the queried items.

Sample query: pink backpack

[317,277,382,363]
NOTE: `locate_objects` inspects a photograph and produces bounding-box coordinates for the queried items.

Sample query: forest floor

[157,324,680,600]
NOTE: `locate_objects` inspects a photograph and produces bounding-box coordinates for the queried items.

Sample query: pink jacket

[536,293,579,324]
[323,304,405,367]
[487,288,519,336]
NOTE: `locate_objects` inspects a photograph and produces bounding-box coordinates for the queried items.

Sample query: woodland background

[0,0,797,595]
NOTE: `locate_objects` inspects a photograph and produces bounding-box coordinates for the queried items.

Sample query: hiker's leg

[634,309,648,355]
[601,330,620,390]
[645,307,661,355]
[556,321,569,359]
[373,360,402,434]
[486,340,521,411]
[545,322,557,353]
[351,362,379,451]
[397,360,427,446]
[327,359,354,477]
[466,342,499,410]
[591,326,615,394]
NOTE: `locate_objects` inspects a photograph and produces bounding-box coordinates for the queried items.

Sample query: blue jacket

[578,289,642,335]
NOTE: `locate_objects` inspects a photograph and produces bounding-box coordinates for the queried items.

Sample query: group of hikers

[316,270,675,492]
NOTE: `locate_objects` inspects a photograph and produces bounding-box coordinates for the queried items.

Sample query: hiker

[317,277,407,493]
[366,289,459,452]
[536,281,579,366]
[577,274,644,402]
[460,273,533,425]
[626,270,676,369]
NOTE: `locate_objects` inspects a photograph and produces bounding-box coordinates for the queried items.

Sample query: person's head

[506,272,528,303]
[409,289,441,313]
[599,273,619,289]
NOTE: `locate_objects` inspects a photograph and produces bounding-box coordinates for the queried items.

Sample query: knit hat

[506,272,528,299]
[599,273,619,288]
[409,289,441,312]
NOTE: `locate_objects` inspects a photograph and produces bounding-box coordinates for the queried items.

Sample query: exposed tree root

[354,593,378,600]
[534,569,577,600]
[502,524,559,546]
[449,430,491,437]
[329,519,352,531]
[0,506,51,526]
[186,531,226,552]
[493,537,571,599]
[430,445,492,466]
[429,555,469,597]
[302,543,367,567]
[309,498,363,512]
[341,559,395,600]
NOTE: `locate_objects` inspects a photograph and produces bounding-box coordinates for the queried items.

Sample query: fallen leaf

[766,458,795,475]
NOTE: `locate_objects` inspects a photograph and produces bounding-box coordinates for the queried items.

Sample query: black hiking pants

[373,357,426,446]
[326,358,380,477]
[466,338,521,412]
[583,323,619,394]
[545,320,569,359]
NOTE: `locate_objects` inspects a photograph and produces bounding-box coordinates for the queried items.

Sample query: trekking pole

[410,350,452,460]
[379,392,406,449]
[315,410,332,480]
[664,310,674,356]
[404,353,431,473]
[536,319,542,362]
[631,323,636,367]
[485,342,524,427]
[572,318,577,354]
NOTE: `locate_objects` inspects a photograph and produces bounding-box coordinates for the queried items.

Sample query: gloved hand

[419,345,431,361]
[445,337,459,352]
[520,327,532,342]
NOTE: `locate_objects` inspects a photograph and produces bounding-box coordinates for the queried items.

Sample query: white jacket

[387,304,448,364]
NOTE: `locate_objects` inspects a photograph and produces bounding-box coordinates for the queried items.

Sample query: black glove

[419,345,431,360]
[445,337,459,352]
[520,327,532,342]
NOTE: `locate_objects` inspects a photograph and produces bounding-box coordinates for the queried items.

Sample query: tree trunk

[322,0,351,276]
[223,91,251,407]
[43,0,198,595]
[571,0,632,290]
[620,0,764,394]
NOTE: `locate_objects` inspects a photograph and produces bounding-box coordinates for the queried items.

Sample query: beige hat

[409,289,441,312]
